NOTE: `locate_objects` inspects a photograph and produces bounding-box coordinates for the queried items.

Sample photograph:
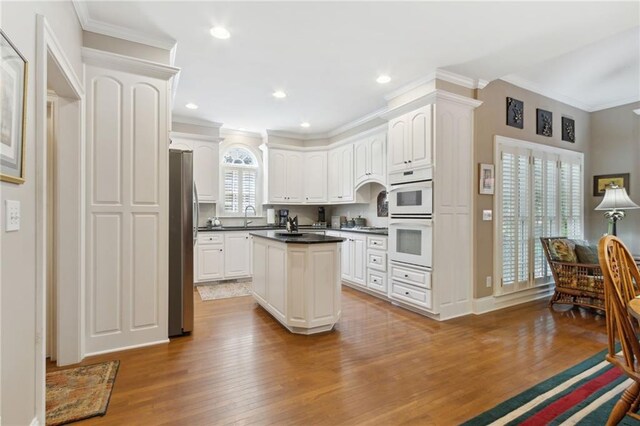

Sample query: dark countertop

[198,225,388,236]
[250,230,346,244]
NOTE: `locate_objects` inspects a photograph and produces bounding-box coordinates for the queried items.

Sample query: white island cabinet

[251,231,344,334]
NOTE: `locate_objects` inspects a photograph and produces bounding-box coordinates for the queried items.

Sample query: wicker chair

[540,237,606,311]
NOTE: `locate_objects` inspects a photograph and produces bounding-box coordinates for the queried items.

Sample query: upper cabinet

[170,136,220,203]
[388,104,432,173]
[304,151,328,203]
[267,149,304,203]
[328,144,354,203]
[354,132,386,187]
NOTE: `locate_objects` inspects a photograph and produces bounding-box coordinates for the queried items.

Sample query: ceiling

[78,1,640,135]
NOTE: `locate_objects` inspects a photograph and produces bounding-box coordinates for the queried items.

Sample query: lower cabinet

[224,233,252,278]
[198,244,224,281]
[196,232,251,283]
[340,233,366,286]
[389,262,432,310]
[334,232,387,296]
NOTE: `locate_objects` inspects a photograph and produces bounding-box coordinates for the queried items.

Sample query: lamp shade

[595,185,639,211]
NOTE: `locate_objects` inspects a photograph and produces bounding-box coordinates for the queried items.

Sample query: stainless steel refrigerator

[169,149,197,336]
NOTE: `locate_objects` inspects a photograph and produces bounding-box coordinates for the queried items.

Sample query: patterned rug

[463,348,638,425]
[46,360,119,426]
[197,281,252,301]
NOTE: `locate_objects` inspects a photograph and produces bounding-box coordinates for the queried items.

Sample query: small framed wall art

[479,163,495,195]
[0,29,28,184]
[562,117,575,143]
[593,173,630,196]
[506,97,524,129]
[536,109,552,137]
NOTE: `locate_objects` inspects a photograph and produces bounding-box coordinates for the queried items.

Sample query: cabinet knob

[408,160,412,163]
[404,274,409,278]
[219,249,223,252]
[405,291,410,295]
[404,161,408,164]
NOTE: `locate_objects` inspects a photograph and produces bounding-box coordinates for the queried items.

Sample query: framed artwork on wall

[506,97,524,129]
[479,163,495,195]
[536,109,552,137]
[0,29,28,184]
[593,173,630,196]
[562,117,575,143]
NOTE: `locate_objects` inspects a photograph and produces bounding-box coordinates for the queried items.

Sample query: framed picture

[562,117,575,143]
[1,29,28,184]
[479,163,495,195]
[536,108,552,137]
[506,97,524,129]
[593,173,630,196]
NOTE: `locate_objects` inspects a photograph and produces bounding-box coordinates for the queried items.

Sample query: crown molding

[173,115,223,129]
[265,129,330,141]
[72,0,176,51]
[384,69,488,103]
[634,109,640,116]
[589,95,640,113]
[220,128,263,139]
[500,75,594,112]
[82,47,180,80]
[384,72,437,102]
[327,106,387,138]
[170,131,223,143]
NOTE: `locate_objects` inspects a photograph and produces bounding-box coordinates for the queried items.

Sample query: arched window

[221,147,259,214]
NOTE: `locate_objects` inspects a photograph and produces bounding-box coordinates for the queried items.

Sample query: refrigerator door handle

[193,182,199,245]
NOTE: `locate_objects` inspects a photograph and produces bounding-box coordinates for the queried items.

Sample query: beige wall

[1,1,83,424]
[83,31,172,64]
[474,79,592,298]
[588,102,640,253]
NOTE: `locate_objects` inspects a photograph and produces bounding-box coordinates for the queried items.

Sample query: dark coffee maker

[278,209,289,227]
[318,207,325,223]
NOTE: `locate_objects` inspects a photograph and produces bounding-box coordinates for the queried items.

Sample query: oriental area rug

[197,281,252,301]
[463,348,638,425]
[46,360,119,425]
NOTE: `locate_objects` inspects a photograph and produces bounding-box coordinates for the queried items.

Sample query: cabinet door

[369,134,386,184]
[268,150,287,203]
[198,245,224,281]
[304,151,327,203]
[193,141,219,202]
[328,148,342,202]
[388,116,408,172]
[351,234,367,286]
[285,152,304,203]
[224,233,251,278]
[408,105,432,169]
[354,139,369,187]
[340,145,354,202]
[341,236,352,281]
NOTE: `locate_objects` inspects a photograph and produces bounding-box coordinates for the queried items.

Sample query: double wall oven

[388,167,433,269]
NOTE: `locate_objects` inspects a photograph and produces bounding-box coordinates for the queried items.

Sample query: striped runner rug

[463,348,639,425]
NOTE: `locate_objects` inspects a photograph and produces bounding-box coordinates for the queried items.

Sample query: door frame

[35,14,85,425]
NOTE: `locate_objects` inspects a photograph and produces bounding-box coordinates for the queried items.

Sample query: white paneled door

[85,62,174,355]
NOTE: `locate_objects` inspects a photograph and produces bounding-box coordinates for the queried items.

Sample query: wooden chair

[598,235,640,425]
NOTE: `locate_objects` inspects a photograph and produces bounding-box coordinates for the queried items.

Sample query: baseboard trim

[473,285,555,315]
[341,281,388,301]
[85,339,170,357]
[31,415,41,426]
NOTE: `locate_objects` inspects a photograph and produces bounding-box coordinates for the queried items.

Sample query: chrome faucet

[244,205,256,228]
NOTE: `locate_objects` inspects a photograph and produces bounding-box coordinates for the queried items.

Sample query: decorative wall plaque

[506,97,524,129]
[562,117,575,143]
[536,109,552,137]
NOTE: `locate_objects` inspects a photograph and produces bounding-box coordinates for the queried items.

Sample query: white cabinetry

[304,151,328,203]
[196,232,252,282]
[328,144,354,203]
[170,135,220,203]
[268,149,304,203]
[388,104,432,173]
[354,132,386,187]
[337,232,374,290]
[224,233,252,278]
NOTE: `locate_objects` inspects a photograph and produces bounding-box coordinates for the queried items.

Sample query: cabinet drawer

[390,264,431,289]
[367,236,387,250]
[367,270,387,293]
[198,233,224,245]
[391,280,432,309]
[367,250,387,272]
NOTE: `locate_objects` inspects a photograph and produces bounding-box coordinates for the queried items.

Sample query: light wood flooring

[50,287,608,425]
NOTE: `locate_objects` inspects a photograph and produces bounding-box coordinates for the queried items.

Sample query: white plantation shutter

[221,147,260,216]
[241,170,257,212]
[224,170,239,213]
[496,138,583,295]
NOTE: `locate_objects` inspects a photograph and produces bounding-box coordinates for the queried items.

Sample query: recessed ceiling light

[210,26,230,40]
[300,122,310,128]
[239,128,246,131]
[272,91,287,99]
[185,103,199,110]
[376,75,391,84]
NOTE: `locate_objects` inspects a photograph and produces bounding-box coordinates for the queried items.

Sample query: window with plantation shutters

[495,137,583,295]
[221,147,260,215]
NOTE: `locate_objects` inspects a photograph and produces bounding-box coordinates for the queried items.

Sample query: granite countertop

[198,225,388,236]
[250,230,346,244]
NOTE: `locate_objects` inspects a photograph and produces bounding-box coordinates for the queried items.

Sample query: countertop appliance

[168,149,195,337]
[266,208,276,225]
[318,207,325,223]
[331,215,346,229]
[278,209,289,227]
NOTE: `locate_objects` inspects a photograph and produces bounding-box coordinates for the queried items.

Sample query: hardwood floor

[50,287,608,425]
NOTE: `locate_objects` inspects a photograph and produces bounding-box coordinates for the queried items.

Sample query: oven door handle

[389,218,433,226]
[389,180,432,193]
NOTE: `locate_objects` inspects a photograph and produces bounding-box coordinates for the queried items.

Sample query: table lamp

[595,184,639,236]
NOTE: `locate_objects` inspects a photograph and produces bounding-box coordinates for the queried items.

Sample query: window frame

[493,135,584,296]
[217,145,263,218]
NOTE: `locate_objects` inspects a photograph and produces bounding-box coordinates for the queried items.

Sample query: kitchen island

[250,231,345,334]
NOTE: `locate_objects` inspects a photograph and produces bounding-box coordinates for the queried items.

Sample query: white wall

[0,2,83,424]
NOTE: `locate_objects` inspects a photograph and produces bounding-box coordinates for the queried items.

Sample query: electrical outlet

[482,210,493,221]
[5,200,20,232]
[485,276,492,288]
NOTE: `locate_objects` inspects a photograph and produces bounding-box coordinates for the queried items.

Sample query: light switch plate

[5,200,20,232]
[482,209,493,221]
